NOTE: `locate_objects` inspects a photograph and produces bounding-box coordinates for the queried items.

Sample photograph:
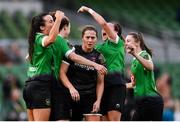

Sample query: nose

[88,37,93,42]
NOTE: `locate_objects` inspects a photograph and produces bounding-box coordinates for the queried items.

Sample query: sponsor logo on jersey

[74,63,95,70]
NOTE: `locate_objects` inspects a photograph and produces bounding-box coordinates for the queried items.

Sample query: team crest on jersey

[91,57,96,62]
[45,98,51,106]
[115,103,120,108]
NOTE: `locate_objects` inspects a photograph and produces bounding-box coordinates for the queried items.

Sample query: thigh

[100,89,108,115]
[27,109,34,121]
[85,114,101,121]
[71,101,83,121]
[81,93,97,114]
[107,85,126,113]
[151,96,164,121]
[33,108,50,121]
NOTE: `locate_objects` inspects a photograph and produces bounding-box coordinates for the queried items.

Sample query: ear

[40,26,45,31]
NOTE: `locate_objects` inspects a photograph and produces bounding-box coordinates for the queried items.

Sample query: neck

[82,45,93,53]
[136,47,142,54]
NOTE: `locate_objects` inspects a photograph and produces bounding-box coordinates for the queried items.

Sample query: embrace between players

[23,6,163,121]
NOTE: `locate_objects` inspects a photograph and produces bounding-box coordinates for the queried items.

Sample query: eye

[91,37,95,39]
[49,20,54,23]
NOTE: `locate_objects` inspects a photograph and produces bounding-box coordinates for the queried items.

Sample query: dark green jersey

[131,50,159,97]
[96,36,125,73]
[27,33,53,77]
[52,35,73,80]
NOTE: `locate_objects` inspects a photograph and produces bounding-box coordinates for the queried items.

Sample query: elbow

[149,65,154,71]
[146,64,154,71]
[49,35,57,43]
[100,21,108,28]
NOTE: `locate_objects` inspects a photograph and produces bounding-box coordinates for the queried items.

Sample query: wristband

[88,9,94,14]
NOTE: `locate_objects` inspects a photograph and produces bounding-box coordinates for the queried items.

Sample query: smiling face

[125,34,140,53]
[82,30,97,52]
[101,23,118,41]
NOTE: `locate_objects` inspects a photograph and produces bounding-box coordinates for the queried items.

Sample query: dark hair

[113,22,122,36]
[59,17,69,31]
[82,25,98,38]
[49,12,69,32]
[128,32,152,56]
[28,13,48,63]
[111,22,125,41]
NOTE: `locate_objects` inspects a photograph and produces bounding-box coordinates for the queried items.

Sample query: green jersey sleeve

[60,38,74,58]
[140,51,152,62]
[35,33,49,47]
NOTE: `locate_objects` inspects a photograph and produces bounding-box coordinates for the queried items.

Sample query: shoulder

[93,48,102,55]
[108,35,124,45]
[74,45,81,52]
[140,51,152,60]
[35,33,45,40]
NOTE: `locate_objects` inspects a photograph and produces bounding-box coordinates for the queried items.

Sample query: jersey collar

[133,50,146,60]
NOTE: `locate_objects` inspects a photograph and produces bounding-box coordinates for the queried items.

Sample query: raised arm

[78,6,117,41]
[43,10,64,47]
[60,61,80,102]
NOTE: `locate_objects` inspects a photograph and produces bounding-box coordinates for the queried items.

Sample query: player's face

[125,35,137,52]
[101,23,117,41]
[42,15,54,35]
[82,30,97,51]
[102,29,108,41]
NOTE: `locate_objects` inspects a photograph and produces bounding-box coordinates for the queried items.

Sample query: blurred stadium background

[0,0,180,120]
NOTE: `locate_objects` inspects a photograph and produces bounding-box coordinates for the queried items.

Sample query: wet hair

[49,12,69,32]
[111,22,125,41]
[28,13,48,63]
[82,25,98,38]
[59,17,69,31]
[113,22,122,36]
[128,32,152,56]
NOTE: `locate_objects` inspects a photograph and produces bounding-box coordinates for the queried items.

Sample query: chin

[87,46,93,50]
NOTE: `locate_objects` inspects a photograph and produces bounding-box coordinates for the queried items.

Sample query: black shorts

[132,95,164,121]
[71,92,98,121]
[100,84,126,115]
[50,87,71,120]
[105,72,126,87]
[23,80,51,109]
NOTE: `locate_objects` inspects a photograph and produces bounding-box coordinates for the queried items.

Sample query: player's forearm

[47,16,62,44]
[96,74,104,101]
[60,73,74,90]
[69,52,97,67]
[88,9,107,27]
[88,9,116,40]
[133,53,154,71]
